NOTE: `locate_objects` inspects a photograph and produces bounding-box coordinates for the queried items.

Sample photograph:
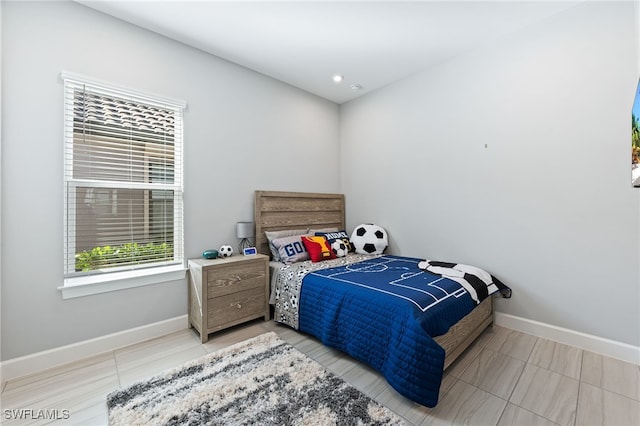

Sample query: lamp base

[238,238,252,253]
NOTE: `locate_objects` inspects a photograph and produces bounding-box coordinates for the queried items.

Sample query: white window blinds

[62,73,185,278]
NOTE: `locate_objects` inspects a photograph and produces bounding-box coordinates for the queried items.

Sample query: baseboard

[0,315,189,382]
[3,313,638,382]
[495,312,640,365]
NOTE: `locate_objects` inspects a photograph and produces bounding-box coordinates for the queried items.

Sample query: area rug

[106,332,406,425]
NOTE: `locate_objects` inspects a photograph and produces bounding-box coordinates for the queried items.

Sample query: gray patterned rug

[106,332,405,425]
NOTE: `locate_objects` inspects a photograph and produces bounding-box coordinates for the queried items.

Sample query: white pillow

[265,229,308,261]
[271,234,310,263]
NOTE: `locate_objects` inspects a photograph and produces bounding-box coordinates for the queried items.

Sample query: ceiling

[78,1,579,104]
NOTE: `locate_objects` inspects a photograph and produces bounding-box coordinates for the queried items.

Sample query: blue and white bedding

[270,254,510,407]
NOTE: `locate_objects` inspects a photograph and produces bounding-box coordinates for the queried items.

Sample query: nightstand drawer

[208,287,265,329]
[206,262,265,297]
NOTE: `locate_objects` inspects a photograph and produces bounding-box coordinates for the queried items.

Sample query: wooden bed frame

[254,190,493,370]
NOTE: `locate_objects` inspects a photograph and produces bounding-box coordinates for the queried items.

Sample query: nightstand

[187,254,269,343]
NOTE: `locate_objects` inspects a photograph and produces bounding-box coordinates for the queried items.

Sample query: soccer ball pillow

[315,230,353,258]
[330,239,349,258]
[350,224,388,254]
[219,245,234,257]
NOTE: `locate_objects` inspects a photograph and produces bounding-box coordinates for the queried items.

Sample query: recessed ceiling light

[350,84,363,91]
[333,74,344,83]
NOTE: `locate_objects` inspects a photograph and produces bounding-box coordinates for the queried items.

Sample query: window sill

[59,264,187,299]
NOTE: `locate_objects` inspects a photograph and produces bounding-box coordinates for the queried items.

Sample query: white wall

[341,1,640,346]
[1,1,340,360]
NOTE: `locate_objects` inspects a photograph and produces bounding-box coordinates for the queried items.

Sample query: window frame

[59,72,187,299]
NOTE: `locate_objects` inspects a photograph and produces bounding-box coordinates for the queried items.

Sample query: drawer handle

[236,303,242,309]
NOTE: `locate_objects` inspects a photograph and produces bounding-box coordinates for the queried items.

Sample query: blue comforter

[298,255,479,407]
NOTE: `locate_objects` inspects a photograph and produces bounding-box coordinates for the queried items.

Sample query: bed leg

[491,296,497,330]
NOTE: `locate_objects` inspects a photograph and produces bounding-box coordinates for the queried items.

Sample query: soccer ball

[219,245,234,257]
[330,239,349,258]
[350,224,388,254]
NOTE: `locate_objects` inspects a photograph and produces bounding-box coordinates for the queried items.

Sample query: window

[61,72,186,297]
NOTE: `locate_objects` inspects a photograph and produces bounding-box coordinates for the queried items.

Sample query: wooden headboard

[254,191,346,257]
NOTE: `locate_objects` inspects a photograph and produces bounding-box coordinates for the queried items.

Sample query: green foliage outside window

[633,114,640,165]
[75,242,174,272]
[633,114,640,148]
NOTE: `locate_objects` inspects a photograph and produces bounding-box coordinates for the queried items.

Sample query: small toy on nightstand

[202,249,218,259]
[219,245,234,258]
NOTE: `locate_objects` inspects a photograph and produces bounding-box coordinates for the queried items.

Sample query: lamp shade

[236,222,254,239]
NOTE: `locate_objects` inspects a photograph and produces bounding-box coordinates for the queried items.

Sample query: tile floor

[1,321,639,425]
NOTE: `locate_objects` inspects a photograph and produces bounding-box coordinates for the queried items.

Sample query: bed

[254,190,509,407]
